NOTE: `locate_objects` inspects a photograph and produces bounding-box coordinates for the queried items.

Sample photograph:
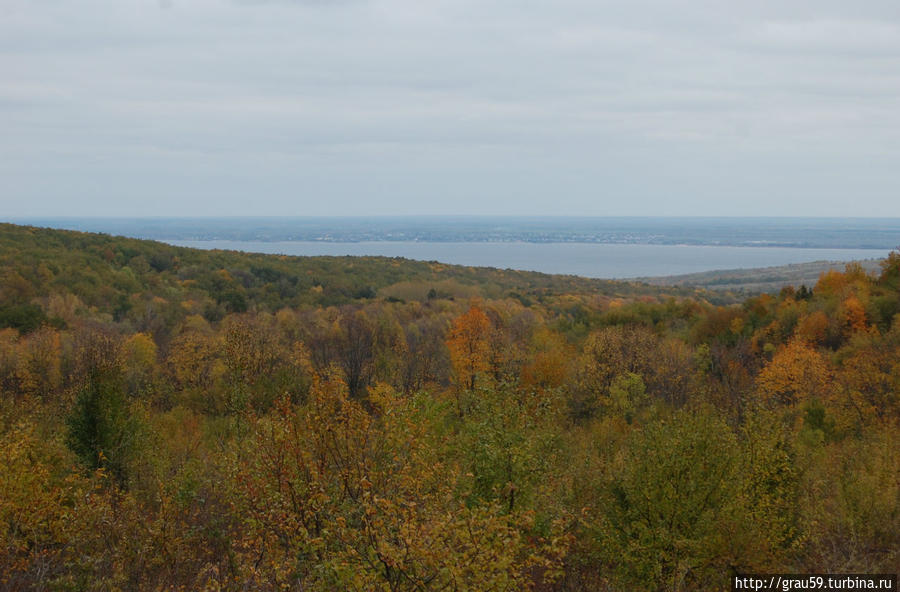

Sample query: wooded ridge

[1,222,897,591]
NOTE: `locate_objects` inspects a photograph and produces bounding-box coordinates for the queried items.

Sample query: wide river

[165,240,891,279]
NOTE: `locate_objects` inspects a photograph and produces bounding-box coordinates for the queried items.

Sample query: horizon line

[7,215,900,221]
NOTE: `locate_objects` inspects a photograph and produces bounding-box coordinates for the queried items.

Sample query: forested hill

[2,221,899,590]
[639,258,885,294]
[0,222,721,335]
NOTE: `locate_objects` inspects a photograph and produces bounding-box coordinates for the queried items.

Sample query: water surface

[166,240,889,279]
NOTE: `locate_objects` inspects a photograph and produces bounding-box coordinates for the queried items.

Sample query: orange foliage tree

[757,340,832,407]
[446,304,492,392]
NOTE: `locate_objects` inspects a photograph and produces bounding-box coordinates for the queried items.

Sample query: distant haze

[3,1,900,217]
[12,216,900,249]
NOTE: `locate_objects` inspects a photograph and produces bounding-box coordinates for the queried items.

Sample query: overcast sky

[3,0,900,217]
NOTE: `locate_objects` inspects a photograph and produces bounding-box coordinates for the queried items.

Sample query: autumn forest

[1,223,898,591]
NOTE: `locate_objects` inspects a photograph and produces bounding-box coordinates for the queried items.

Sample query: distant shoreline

[7,216,900,251]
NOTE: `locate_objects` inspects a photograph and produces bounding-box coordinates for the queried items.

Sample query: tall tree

[446,304,492,392]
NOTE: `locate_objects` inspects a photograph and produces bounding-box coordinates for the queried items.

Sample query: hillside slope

[639,258,884,294]
[1,223,898,590]
[0,222,726,333]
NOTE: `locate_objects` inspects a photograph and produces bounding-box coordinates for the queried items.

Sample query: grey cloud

[2,0,900,216]
[234,0,363,5]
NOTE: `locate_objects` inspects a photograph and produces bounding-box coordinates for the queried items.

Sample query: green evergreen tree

[66,374,141,486]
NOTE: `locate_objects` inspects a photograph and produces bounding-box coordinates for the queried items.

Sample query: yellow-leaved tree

[757,339,832,407]
[446,303,492,393]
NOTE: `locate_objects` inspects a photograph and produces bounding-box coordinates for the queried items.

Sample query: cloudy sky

[2,0,900,216]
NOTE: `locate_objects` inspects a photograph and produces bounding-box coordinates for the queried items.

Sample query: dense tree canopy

[0,223,898,590]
